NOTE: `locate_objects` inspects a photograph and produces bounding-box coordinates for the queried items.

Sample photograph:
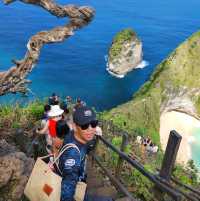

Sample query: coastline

[159,111,200,165]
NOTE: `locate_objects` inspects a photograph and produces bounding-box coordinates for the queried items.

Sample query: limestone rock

[0,140,34,201]
[108,28,143,76]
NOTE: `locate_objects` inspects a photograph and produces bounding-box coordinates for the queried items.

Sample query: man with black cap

[57,106,111,201]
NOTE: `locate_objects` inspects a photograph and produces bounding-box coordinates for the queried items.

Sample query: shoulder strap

[52,143,81,175]
[53,143,80,164]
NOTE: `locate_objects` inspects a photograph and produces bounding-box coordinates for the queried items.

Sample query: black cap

[73,106,96,125]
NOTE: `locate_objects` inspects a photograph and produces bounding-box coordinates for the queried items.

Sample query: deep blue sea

[0,0,200,111]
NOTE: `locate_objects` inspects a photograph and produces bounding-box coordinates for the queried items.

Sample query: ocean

[0,0,200,110]
[191,128,200,169]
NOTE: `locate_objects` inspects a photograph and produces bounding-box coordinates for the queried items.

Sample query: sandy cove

[160,111,200,165]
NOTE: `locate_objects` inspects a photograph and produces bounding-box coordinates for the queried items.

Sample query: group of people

[35,93,111,201]
[38,93,89,153]
[136,136,158,154]
[48,93,86,112]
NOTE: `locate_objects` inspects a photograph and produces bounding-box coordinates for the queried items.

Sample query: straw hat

[48,105,64,117]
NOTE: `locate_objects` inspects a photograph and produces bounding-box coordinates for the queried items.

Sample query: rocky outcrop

[107,28,143,76]
[0,140,34,201]
[160,87,200,120]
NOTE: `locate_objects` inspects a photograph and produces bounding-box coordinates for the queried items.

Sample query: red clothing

[48,119,57,138]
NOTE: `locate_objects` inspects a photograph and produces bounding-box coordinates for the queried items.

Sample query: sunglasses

[78,120,98,130]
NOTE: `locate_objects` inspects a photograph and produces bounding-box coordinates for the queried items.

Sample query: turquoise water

[191,128,200,169]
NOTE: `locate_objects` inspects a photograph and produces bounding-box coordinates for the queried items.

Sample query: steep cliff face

[107,29,143,76]
[103,30,200,151]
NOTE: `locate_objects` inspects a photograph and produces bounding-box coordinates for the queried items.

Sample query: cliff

[103,30,200,160]
[107,28,143,76]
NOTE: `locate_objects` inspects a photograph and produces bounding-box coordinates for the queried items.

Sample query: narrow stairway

[86,158,133,201]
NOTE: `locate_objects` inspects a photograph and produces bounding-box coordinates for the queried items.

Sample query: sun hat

[48,105,64,117]
[73,106,96,125]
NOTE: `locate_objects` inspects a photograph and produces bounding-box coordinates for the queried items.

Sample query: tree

[0,0,95,95]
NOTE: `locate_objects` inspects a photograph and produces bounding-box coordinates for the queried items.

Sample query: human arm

[36,120,49,135]
[60,148,81,201]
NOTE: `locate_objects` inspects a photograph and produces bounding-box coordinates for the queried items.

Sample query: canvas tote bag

[24,143,87,201]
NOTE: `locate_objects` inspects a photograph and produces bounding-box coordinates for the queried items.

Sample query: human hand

[35,128,41,134]
[95,126,102,136]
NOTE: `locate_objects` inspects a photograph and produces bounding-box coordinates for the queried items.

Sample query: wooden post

[160,130,182,181]
[91,136,99,166]
[115,133,128,177]
[154,130,182,201]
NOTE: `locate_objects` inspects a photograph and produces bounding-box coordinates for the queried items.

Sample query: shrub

[110,136,131,167]
[110,28,136,60]
[127,164,154,200]
[25,101,44,120]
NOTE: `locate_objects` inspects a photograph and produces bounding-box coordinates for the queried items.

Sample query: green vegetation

[195,96,200,114]
[125,165,154,200]
[110,136,131,167]
[109,28,138,61]
[0,100,44,129]
[173,160,199,186]
[100,93,161,146]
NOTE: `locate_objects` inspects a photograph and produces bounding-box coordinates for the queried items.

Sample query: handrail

[97,136,182,201]
[171,177,200,197]
[92,154,137,201]
[155,175,199,201]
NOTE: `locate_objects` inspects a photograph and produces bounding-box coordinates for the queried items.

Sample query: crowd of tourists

[33,93,111,201]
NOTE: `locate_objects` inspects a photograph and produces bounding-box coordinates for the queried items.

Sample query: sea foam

[105,55,149,78]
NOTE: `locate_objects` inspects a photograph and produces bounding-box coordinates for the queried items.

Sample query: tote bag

[24,143,87,201]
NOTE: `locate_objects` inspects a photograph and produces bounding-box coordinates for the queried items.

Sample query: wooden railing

[92,121,200,201]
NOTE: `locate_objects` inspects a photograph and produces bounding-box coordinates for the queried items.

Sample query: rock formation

[0,140,34,201]
[107,28,143,76]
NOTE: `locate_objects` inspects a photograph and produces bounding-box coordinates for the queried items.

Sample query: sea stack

[108,28,143,76]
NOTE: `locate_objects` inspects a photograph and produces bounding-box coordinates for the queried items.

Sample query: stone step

[88,186,118,199]
[87,177,104,189]
[115,197,134,201]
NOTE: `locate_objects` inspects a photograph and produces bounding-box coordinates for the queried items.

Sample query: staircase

[86,158,133,201]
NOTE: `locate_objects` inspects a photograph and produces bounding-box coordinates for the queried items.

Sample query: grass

[0,100,44,129]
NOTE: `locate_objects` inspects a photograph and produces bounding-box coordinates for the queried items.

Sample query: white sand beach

[160,111,200,165]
